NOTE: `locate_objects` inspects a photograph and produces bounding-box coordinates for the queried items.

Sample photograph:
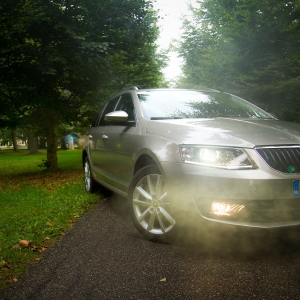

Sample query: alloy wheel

[132,174,176,235]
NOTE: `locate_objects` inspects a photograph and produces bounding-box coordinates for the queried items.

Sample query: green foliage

[0,128,12,146]
[0,128,28,147]
[0,0,165,170]
[179,0,300,121]
[0,149,99,290]
[37,159,51,169]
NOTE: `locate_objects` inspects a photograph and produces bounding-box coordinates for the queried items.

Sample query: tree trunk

[11,130,18,152]
[61,137,67,150]
[46,123,58,171]
[28,131,38,154]
[39,137,47,149]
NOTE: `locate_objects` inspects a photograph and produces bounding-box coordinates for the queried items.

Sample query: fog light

[211,202,245,216]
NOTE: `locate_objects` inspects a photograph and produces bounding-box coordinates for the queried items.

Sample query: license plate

[293,180,299,197]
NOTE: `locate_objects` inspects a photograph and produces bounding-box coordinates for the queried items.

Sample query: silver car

[82,87,300,241]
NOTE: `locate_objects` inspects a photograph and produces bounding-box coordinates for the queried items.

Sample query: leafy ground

[0,149,100,291]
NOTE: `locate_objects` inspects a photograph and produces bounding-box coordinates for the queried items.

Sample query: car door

[89,97,120,179]
[98,93,138,192]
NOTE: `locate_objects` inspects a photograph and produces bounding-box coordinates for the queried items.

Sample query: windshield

[138,90,273,120]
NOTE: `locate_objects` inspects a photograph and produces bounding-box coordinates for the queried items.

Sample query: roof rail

[126,86,138,91]
[197,88,220,92]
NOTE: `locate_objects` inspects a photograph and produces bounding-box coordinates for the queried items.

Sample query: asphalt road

[2,194,300,300]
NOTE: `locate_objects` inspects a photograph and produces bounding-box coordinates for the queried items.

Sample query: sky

[153,0,196,81]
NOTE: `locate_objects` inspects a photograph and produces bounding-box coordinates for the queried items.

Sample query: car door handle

[102,135,108,140]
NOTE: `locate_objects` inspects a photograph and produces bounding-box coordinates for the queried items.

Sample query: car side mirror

[104,110,128,122]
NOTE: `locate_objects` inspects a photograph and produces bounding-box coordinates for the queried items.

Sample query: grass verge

[0,149,100,292]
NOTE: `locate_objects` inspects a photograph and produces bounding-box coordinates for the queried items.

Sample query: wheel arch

[133,154,158,176]
[133,146,171,178]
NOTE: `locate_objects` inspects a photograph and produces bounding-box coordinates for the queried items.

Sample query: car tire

[128,165,177,242]
[84,157,100,193]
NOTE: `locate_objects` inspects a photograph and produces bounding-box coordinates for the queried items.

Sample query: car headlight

[179,146,256,169]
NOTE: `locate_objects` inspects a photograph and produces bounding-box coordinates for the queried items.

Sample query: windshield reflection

[138,91,273,120]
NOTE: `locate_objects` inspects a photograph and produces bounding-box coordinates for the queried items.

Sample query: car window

[138,91,273,120]
[91,112,100,127]
[91,104,107,127]
[98,96,120,125]
[115,93,136,122]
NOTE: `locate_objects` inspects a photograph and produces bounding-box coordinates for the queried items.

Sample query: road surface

[1,194,300,299]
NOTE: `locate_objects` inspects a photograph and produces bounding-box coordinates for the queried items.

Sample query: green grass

[0,149,100,291]
[0,149,83,173]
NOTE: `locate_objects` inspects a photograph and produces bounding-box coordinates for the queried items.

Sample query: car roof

[109,87,220,100]
[121,86,220,93]
[136,88,220,93]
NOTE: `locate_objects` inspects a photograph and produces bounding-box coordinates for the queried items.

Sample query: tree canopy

[178,0,300,121]
[0,0,165,170]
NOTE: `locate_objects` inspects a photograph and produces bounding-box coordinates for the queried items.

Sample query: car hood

[146,118,300,148]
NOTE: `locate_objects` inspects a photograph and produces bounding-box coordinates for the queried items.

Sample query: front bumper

[161,161,300,228]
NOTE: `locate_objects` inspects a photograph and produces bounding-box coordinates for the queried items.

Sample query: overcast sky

[153,0,196,81]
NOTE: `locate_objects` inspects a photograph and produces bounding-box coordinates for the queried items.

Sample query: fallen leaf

[0,260,6,266]
[12,278,18,282]
[29,245,39,252]
[46,221,53,227]
[40,246,48,252]
[160,278,167,282]
[19,240,29,248]
[35,258,41,261]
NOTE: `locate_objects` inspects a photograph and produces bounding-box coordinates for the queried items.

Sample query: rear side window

[91,104,106,127]
[98,96,120,125]
[91,113,100,127]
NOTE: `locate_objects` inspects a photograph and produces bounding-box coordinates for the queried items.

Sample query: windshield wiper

[150,117,185,120]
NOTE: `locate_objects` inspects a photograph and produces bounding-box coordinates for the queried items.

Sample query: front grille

[256,146,300,174]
